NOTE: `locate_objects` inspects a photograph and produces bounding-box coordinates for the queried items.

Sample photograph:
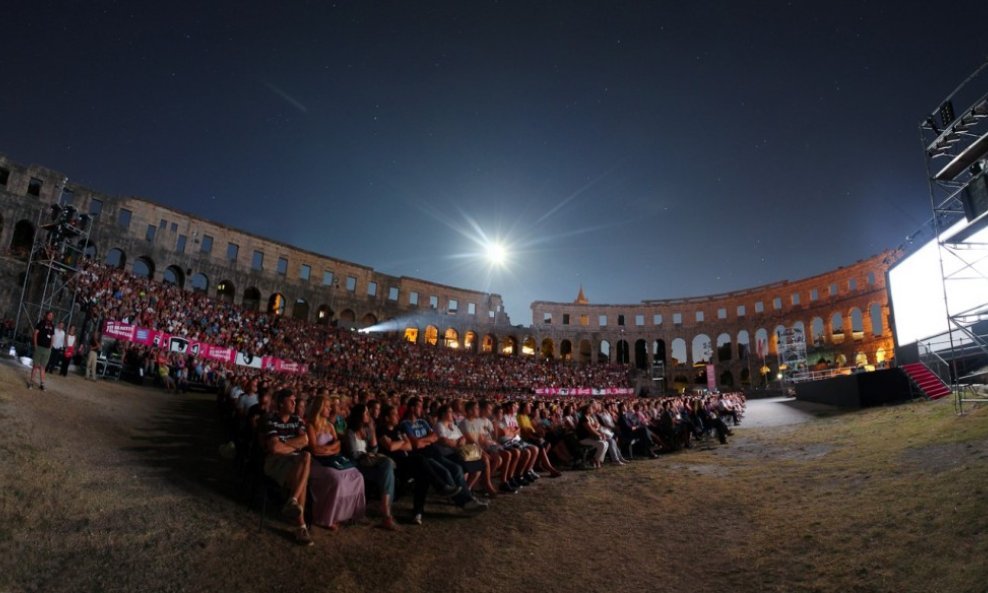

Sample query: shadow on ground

[123,394,243,502]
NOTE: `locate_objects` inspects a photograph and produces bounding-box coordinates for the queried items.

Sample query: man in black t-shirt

[29,311,55,391]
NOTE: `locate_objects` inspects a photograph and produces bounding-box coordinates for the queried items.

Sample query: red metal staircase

[901,363,952,400]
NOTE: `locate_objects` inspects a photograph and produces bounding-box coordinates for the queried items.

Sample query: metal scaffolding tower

[919,58,988,413]
[12,199,94,354]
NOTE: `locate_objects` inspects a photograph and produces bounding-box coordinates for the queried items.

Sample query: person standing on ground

[86,332,101,381]
[46,321,66,374]
[60,326,77,377]
[29,311,55,390]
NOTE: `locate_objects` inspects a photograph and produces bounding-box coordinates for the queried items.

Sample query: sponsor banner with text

[102,320,306,374]
[533,387,635,397]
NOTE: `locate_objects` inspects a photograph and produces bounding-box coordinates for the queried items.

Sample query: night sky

[2,1,987,323]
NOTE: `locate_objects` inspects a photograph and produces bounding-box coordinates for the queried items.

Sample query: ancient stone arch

[133,255,154,279]
[106,247,126,269]
[215,280,235,303]
[190,272,208,294]
[242,287,261,311]
[163,265,185,288]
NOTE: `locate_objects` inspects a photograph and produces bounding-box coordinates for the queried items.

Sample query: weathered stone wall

[0,155,510,346]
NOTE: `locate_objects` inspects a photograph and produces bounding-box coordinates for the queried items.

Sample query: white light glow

[888,220,988,345]
[486,242,508,266]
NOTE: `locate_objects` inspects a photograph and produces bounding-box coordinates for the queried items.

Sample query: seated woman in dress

[345,404,399,531]
[305,394,366,530]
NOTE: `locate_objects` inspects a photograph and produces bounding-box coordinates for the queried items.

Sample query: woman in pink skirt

[305,395,365,530]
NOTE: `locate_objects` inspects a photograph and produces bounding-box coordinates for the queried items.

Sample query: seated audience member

[263,389,313,546]
[458,400,503,495]
[400,396,487,514]
[594,401,628,465]
[477,400,520,493]
[577,403,608,469]
[517,401,562,477]
[378,403,433,525]
[346,404,399,531]
[434,404,492,496]
[306,395,366,531]
[496,402,539,486]
[617,401,658,458]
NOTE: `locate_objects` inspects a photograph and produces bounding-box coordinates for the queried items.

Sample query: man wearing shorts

[29,311,55,390]
[263,389,313,546]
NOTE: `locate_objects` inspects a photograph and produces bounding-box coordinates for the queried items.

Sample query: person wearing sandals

[262,388,313,545]
[306,395,366,531]
[345,403,399,531]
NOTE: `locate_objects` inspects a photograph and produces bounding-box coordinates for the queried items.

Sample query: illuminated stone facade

[531,254,897,388]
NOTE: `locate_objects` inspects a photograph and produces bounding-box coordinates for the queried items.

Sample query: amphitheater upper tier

[1,154,897,390]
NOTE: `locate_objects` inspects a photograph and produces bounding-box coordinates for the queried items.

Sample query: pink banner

[102,320,306,374]
[534,387,634,397]
[103,320,136,341]
[706,363,716,392]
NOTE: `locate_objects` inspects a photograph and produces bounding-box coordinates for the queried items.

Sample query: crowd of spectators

[62,259,747,546]
[68,260,633,395]
[220,372,745,544]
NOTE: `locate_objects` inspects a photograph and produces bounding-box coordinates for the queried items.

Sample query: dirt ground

[1,359,987,593]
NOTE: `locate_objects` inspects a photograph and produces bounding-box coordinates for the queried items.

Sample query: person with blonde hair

[306,394,365,530]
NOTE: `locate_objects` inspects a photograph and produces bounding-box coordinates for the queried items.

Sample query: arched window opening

[217,280,236,303]
[268,292,286,316]
[132,256,154,279]
[716,333,732,362]
[293,298,310,321]
[190,273,208,294]
[869,303,883,336]
[163,265,185,288]
[242,287,261,311]
[560,339,573,361]
[634,339,648,370]
[316,305,334,325]
[105,248,126,270]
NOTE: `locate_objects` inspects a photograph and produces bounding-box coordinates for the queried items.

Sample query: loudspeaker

[962,172,988,222]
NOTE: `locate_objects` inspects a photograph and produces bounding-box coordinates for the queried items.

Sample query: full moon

[486,242,507,266]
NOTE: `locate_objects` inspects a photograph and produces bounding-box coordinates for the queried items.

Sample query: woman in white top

[434,404,487,495]
[59,325,77,377]
[457,401,500,496]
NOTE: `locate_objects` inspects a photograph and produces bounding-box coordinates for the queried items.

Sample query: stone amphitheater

[0,153,895,391]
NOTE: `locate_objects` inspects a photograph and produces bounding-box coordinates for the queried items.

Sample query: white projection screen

[888,220,988,346]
